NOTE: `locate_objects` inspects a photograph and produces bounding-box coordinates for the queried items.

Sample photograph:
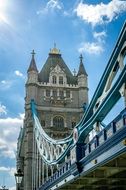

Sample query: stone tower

[16,46,88,190]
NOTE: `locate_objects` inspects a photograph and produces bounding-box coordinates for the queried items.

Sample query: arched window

[53,116,64,128]
[52,75,57,84]
[59,76,63,84]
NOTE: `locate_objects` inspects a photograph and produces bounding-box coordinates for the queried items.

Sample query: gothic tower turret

[77,54,88,108]
[26,50,38,103]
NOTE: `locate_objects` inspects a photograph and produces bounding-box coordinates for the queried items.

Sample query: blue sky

[0,0,126,189]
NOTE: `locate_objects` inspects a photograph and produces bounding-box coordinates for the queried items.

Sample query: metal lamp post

[15,169,23,190]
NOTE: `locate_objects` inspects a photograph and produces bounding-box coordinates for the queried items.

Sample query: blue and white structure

[16,21,126,190]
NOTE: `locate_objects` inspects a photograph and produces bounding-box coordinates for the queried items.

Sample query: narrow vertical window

[53,89,57,97]
[59,90,64,99]
[59,76,63,84]
[46,89,50,97]
[52,75,57,84]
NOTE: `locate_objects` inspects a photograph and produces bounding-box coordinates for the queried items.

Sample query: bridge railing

[85,108,126,155]
[39,108,126,190]
[40,160,71,190]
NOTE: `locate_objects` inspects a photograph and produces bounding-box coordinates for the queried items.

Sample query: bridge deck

[60,153,126,190]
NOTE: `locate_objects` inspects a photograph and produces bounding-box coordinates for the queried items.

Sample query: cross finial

[80,54,83,63]
[31,49,35,58]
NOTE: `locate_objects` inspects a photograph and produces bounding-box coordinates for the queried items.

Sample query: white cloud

[93,31,106,40]
[93,31,107,45]
[0,114,24,159]
[0,80,12,90]
[63,10,70,17]
[0,166,9,171]
[47,0,62,10]
[19,113,25,120]
[75,0,126,26]
[14,70,24,78]
[78,29,106,55]
[9,167,16,177]
[9,186,16,190]
[1,80,6,84]
[78,42,104,55]
[0,102,7,115]
[0,166,16,176]
[37,0,63,15]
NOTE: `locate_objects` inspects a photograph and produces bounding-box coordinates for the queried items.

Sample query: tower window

[53,89,57,97]
[59,76,63,84]
[59,90,64,99]
[46,89,50,97]
[53,116,64,128]
[52,75,57,84]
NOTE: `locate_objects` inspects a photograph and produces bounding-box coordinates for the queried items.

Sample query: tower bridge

[16,21,126,190]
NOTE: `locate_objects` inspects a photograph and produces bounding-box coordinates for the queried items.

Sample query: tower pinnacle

[27,50,38,73]
[77,54,87,76]
[80,54,83,64]
[31,49,35,58]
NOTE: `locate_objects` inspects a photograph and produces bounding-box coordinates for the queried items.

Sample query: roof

[77,54,87,76]
[27,50,38,73]
[38,48,77,84]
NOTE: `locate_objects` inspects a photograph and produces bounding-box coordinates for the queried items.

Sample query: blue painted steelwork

[78,63,126,141]
[17,126,25,157]
[39,108,126,190]
[77,21,126,128]
[31,99,74,165]
[31,21,126,165]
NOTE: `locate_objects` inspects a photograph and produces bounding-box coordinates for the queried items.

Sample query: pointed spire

[80,54,83,64]
[77,54,87,76]
[27,50,38,73]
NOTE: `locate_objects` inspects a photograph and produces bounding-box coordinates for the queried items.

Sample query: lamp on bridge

[15,168,23,190]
